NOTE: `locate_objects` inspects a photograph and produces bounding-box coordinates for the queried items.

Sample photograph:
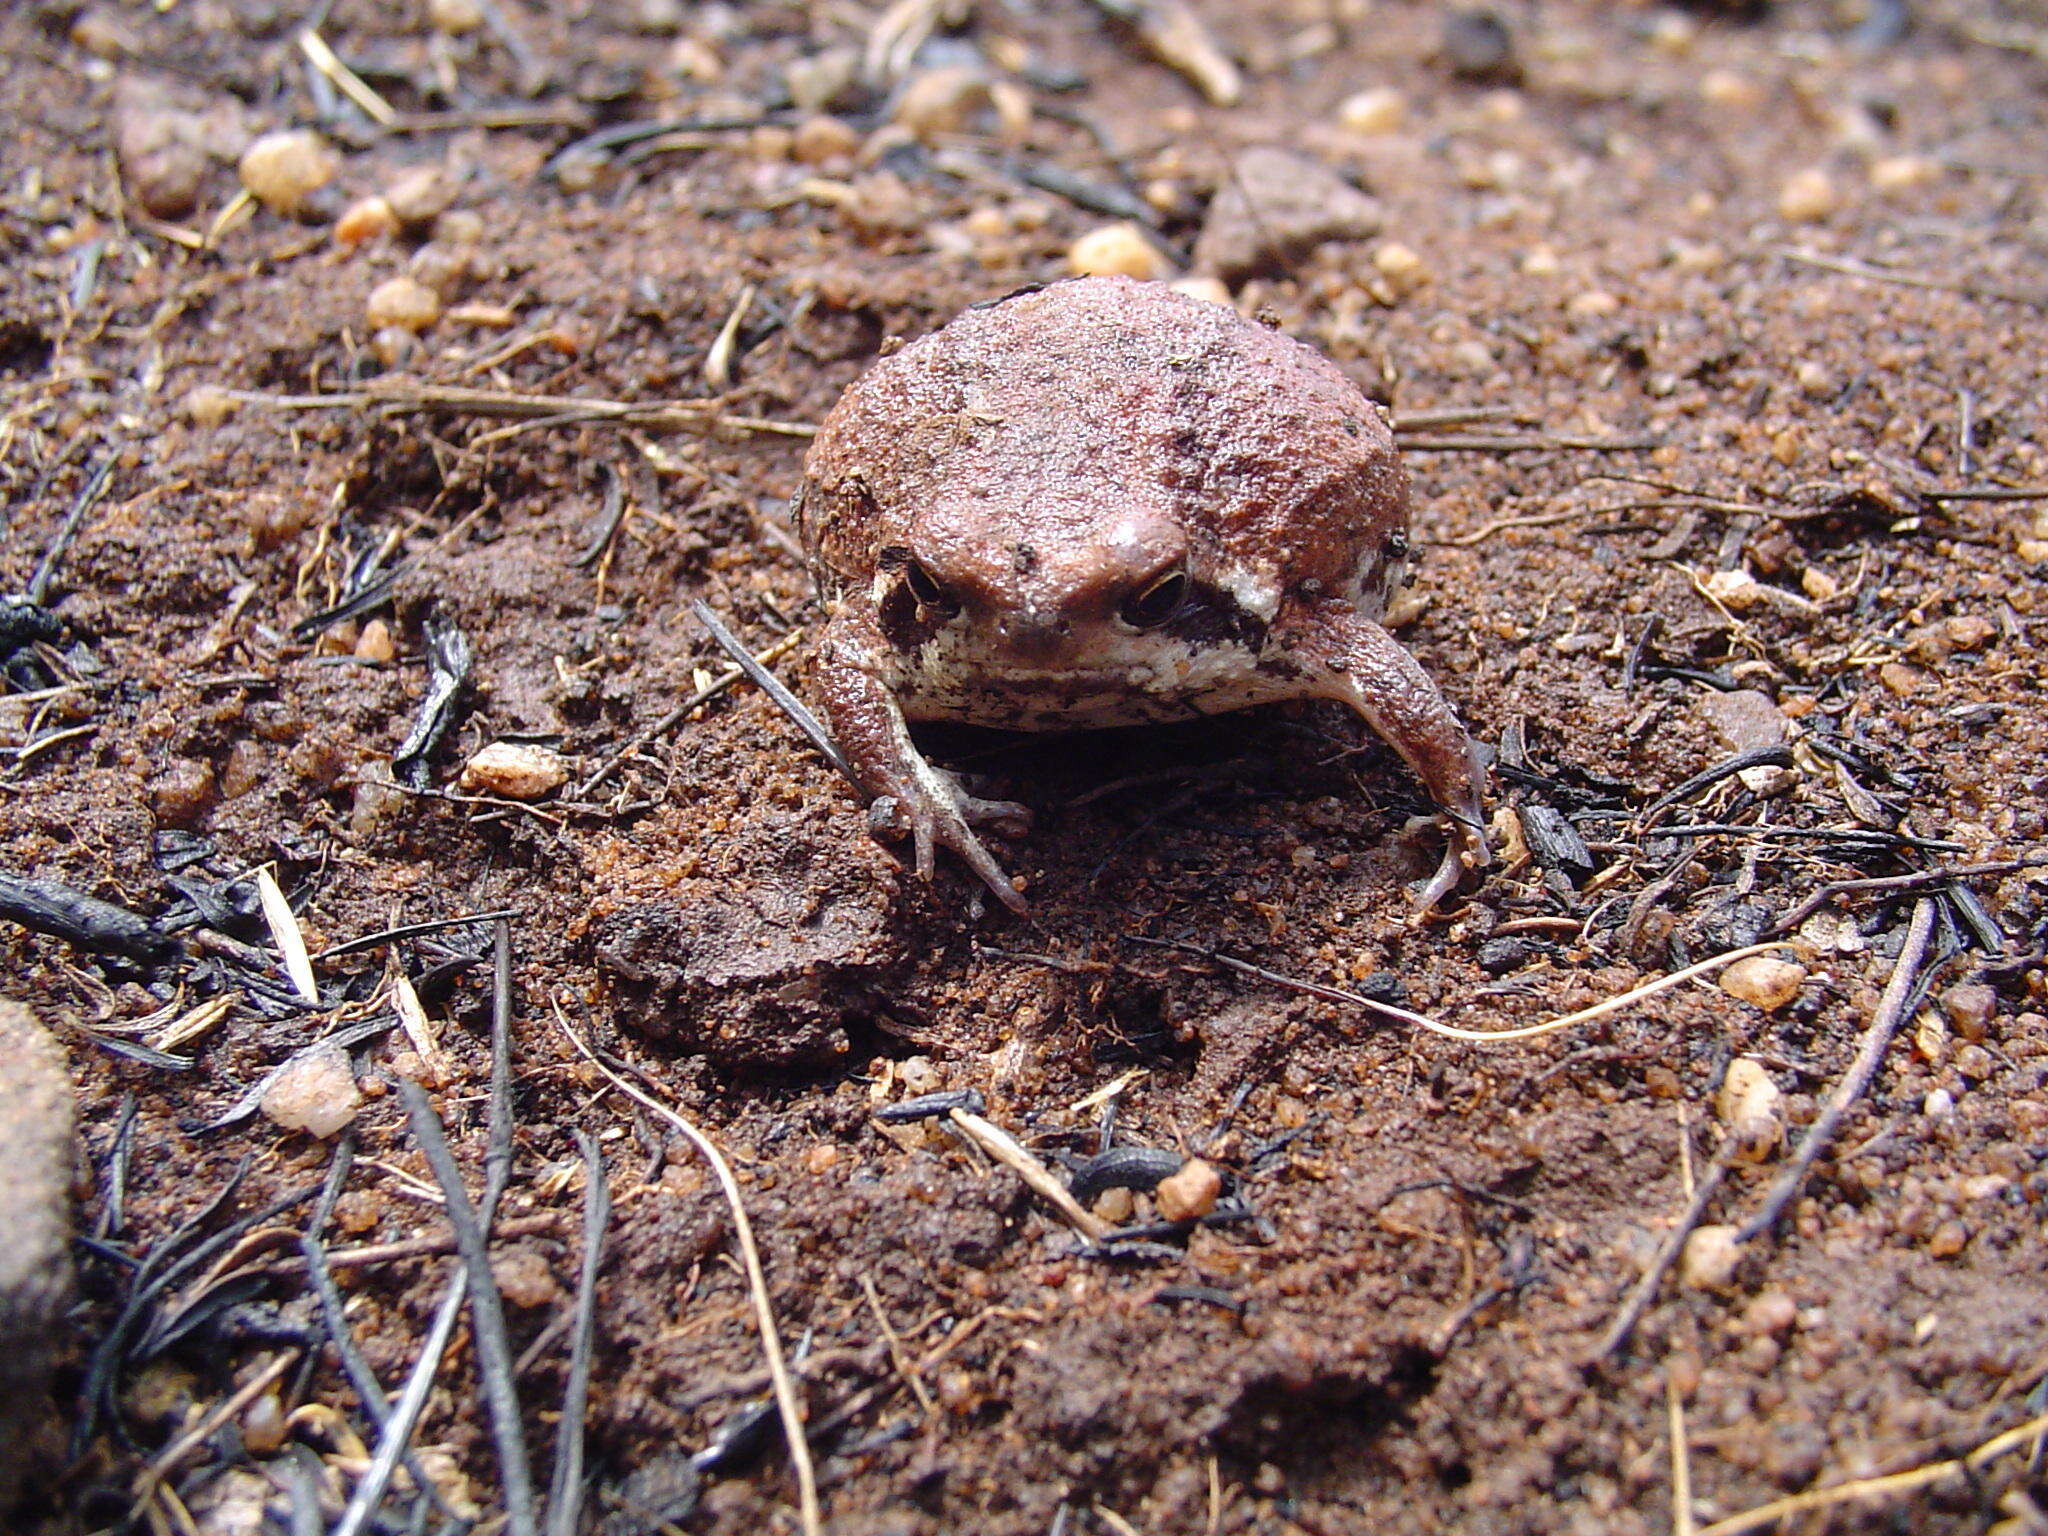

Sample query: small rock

[1155,1158,1223,1222]
[1700,568,1766,611]
[1879,661,1928,697]
[261,1046,362,1138]
[241,1392,287,1456]
[1869,154,1938,193]
[1699,70,1760,108]
[183,384,238,427]
[1923,1086,1955,1119]
[1720,956,1806,1012]
[1370,240,1428,296]
[1742,1290,1798,1336]
[1441,8,1520,83]
[428,0,484,33]
[334,195,399,248]
[354,618,396,664]
[371,326,419,370]
[1566,289,1620,318]
[491,1247,562,1309]
[893,65,989,141]
[1696,689,1790,753]
[459,742,569,800]
[791,115,861,165]
[1192,147,1382,282]
[1171,276,1234,307]
[1941,983,1996,1041]
[1068,223,1173,281]
[1777,168,1838,223]
[238,129,338,216]
[0,1002,75,1514]
[1336,86,1406,135]
[112,78,217,220]
[1680,1224,1744,1290]
[435,209,486,247]
[786,47,860,113]
[366,276,442,334]
[1716,1057,1784,1162]
[151,758,217,827]
[1476,935,1535,974]
[1928,1220,1968,1259]
[385,166,455,229]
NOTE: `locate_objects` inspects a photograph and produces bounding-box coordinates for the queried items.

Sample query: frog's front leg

[1280,601,1490,909]
[812,620,1032,913]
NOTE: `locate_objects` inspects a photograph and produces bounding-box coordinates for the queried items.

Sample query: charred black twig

[401,1078,538,1536]
[392,611,474,790]
[28,455,115,606]
[1151,1285,1245,1314]
[1066,1145,1186,1205]
[875,1088,987,1123]
[1768,858,2045,936]
[1636,746,1798,831]
[691,600,856,784]
[313,906,523,960]
[572,467,629,569]
[0,871,175,965]
[1737,899,1938,1243]
[547,1131,609,1536]
[97,1092,139,1238]
[1652,823,1965,854]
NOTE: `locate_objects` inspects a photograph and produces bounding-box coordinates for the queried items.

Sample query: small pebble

[427,0,484,33]
[1719,956,1806,1012]
[1942,983,1996,1041]
[1927,1220,1968,1259]
[1742,1290,1798,1337]
[459,742,569,800]
[1776,168,1838,223]
[1068,223,1172,281]
[385,166,454,229]
[1699,70,1760,108]
[1170,276,1234,308]
[893,66,989,141]
[238,129,337,216]
[1092,1186,1135,1224]
[366,276,442,334]
[435,209,485,247]
[1154,1159,1223,1222]
[491,1248,561,1308]
[1520,246,1560,277]
[792,115,861,165]
[1680,1224,1744,1290]
[1923,1086,1956,1119]
[1566,289,1620,317]
[371,326,419,370]
[1869,154,1938,193]
[1336,87,1406,135]
[1371,241,1428,295]
[785,47,860,113]
[1442,8,1520,83]
[334,195,399,248]
[183,384,238,427]
[241,1393,287,1456]
[354,618,396,663]
[1716,1057,1785,1163]
[1194,147,1381,282]
[151,760,217,827]
[261,1046,362,1138]
[409,243,472,299]
[1700,568,1765,611]
[1878,661,1928,697]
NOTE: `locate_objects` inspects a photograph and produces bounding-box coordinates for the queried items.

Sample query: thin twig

[578,627,805,796]
[552,1006,822,1536]
[1735,899,1937,1243]
[1588,1144,1735,1365]
[1124,933,1792,1044]
[401,1080,538,1536]
[1668,1372,1696,1536]
[1768,858,2045,936]
[29,455,115,604]
[1694,1408,2048,1536]
[947,1108,1108,1241]
[691,600,856,784]
[227,381,816,438]
[313,906,523,959]
[546,1131,609,1536]
[1776,245,2048,311]
[331,1274,467,1536]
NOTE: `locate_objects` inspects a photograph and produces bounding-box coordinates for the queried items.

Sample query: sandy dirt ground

[2,0,2047,1531]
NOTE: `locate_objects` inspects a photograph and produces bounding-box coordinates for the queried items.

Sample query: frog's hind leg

[1284,604,1490,909]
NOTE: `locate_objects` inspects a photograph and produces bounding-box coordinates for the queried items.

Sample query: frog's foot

[1283,602,1490,911]
[868,772,1033,913]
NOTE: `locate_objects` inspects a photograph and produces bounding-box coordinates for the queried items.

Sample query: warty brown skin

[794,276,1487,913]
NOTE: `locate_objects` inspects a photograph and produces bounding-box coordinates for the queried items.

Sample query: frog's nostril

[996,608,1068,655]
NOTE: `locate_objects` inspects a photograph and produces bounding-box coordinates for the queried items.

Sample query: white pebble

[261,1046,362,1138]
[1777,168,1838,223]
[1719,956,1807,1012]
[366,276,443,334]
[1337,87,1406,135]
[459,742,569,800]
[1680,1224,1745,1290]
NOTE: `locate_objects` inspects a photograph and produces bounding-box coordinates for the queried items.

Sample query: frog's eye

[903,557,954,611]
[1119,568,1189,630]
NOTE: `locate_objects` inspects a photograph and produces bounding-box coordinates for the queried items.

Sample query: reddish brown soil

[4,1,2047,1532]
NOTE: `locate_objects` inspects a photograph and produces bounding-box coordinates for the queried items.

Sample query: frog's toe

[866,787,1028,912]
[959,794,1033,837]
